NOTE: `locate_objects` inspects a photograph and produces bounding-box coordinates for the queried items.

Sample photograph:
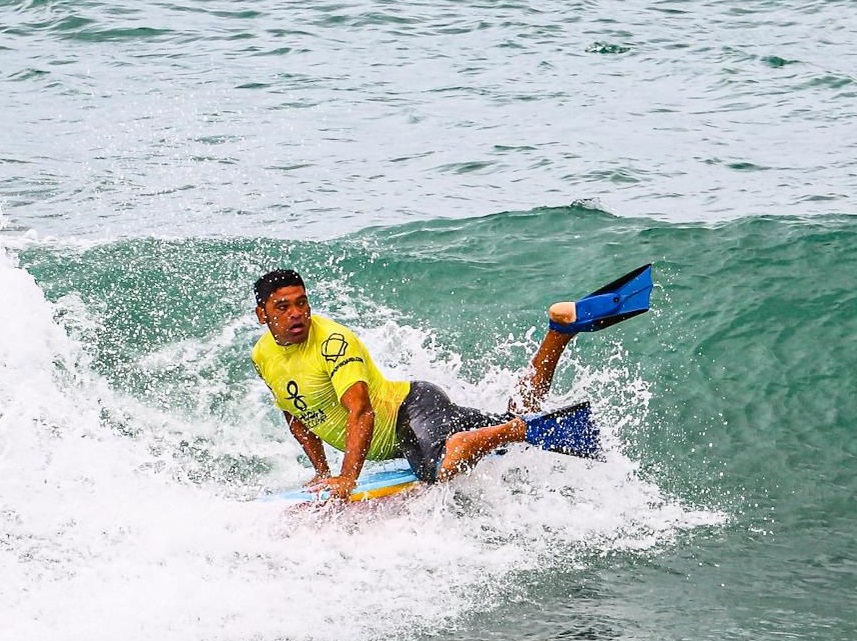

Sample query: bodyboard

[259,460,420,506]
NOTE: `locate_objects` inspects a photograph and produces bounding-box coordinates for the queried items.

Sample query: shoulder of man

[250,330,274,362]
[251,332,283,383]
[311,315,369,371]
[311,314,362,345]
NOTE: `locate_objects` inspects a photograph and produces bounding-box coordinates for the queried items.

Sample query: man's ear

[255,306,267,325]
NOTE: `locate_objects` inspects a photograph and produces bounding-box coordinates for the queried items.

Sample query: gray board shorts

[394,380,511,483]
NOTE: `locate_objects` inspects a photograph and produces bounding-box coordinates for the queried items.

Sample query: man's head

[254,269,311,345]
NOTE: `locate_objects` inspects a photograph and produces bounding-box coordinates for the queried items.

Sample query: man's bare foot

[548,301,576,325]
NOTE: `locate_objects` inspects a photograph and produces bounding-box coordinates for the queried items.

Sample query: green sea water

[2,0,857,638]
[10,205,857,640]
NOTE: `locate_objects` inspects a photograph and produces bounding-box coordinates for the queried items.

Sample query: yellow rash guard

[251,314,411,460]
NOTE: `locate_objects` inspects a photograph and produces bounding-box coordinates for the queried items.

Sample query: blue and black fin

[549,264,654,334]
[523,402,601,459]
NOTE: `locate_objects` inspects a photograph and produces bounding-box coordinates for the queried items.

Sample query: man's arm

[286,412,331,483]
[310,381,375,500]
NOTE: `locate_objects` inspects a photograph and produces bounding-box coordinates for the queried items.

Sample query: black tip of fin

[590,308,649,331]
[583,263,653,331]
[589,263,653,298]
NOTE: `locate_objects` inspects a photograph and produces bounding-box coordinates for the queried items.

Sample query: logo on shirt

[299,409,327,428]
[321,333,348,362]
[286,380,308,411]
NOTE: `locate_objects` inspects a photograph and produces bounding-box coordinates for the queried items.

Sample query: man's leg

[511,301,577,413]
[437,416,526,481]
[437,301,579,480]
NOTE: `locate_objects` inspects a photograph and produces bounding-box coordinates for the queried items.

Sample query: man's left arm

[309,381,375,500]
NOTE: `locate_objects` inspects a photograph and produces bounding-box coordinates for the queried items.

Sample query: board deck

[259,460,420,506]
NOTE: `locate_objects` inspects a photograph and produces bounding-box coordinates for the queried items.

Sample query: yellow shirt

[251,314,411,460]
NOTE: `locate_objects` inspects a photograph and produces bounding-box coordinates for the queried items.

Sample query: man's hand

[307,475,357,501]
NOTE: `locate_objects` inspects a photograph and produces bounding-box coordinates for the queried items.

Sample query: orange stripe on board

[348,481,421,502]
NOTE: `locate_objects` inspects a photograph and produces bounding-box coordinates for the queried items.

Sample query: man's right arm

[285,412,331,483]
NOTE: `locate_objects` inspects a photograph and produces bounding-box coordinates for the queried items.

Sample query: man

[251,268,586,500]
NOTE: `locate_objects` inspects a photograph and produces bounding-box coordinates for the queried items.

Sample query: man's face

[255,285,311,345]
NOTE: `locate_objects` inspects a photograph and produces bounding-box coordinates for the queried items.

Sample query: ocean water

[1,1,855,640]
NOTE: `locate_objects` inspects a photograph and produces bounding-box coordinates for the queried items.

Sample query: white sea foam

[0,245,724,641]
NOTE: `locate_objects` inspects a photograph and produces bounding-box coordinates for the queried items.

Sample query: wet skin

[255,285,311,345]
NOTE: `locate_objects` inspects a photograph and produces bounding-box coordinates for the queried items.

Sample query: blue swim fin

[549,264,654,334]
[523,402,601,459]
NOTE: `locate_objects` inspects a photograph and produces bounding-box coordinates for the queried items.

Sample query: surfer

[252,266,652,500]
